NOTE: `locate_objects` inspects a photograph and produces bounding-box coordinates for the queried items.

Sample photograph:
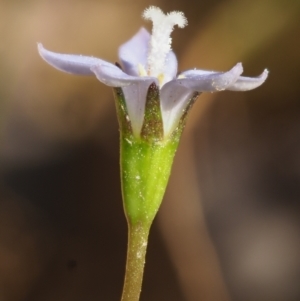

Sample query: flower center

[142,6,187,84]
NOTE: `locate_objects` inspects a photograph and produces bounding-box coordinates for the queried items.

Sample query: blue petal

[181,67,269,91]
[91,63,156,87]
[161,51,178,86]
[91,64,158,137]
[118,27,150,76]
[160,63,243,137]
[177,63,243,91]
[227,69,268,91]
[179,69,215,77]
[38,43,109,75]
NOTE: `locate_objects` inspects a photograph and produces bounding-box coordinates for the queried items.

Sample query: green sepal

[113,87,134,138]
[140,83,163,143]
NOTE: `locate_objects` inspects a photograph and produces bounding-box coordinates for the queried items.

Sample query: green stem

[121,222,150,301]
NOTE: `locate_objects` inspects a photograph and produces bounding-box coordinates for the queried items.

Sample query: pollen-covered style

[38,6,268,140]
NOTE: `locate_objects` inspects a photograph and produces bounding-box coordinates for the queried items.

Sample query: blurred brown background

[0,0,299,300]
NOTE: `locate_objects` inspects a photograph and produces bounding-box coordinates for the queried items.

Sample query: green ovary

[120,137,179,226]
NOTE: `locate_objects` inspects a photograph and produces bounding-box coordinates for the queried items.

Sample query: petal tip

[138,27,150,35]
[227,67,269,91]
[261,69,269,80]
[37,43,46,58]
[233,62,244,75]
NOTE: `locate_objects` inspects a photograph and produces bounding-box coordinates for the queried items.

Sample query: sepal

[141,83,163,143]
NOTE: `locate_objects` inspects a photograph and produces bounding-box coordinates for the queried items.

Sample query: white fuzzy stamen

[143,6,187,80]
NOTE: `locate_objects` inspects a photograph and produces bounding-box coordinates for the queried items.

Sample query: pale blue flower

[38,6,268,138]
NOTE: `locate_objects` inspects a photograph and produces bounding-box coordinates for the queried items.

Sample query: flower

[38,6,268,139]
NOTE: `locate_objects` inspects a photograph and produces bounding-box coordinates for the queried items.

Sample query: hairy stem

[121,222,150,301]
